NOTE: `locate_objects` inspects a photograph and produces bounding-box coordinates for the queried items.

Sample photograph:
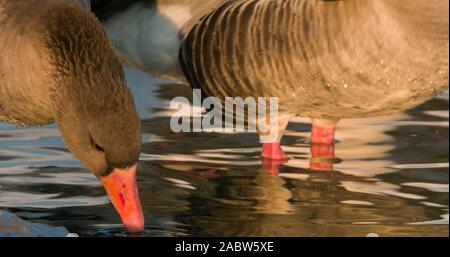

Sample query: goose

[91,0,448,167]
[0,0,144,232]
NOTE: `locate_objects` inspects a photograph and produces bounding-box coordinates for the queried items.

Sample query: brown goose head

[42,2,143,232]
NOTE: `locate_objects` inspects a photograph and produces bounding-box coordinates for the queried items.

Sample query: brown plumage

[180,0,449,119]
[178,0,449,160]
[0,0,143,231]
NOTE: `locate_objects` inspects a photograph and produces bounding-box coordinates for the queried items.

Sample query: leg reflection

[261,158,288,176]
[310,119,338,171]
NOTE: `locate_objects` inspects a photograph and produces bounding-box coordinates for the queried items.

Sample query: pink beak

[100,164,144,233]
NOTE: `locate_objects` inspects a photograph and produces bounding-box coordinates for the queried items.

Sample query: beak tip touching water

[122,214,145,233]
[100,164,145,233]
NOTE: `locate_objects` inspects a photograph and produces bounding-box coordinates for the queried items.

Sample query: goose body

[180,0,449,119]
[0,1,55,126]
[0,0,144,232]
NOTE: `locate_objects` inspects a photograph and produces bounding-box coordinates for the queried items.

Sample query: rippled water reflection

[0,69,448,236]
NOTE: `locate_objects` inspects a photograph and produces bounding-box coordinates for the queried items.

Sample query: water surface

[0,69,448,237]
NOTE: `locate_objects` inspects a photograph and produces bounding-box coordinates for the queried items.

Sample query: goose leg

[259,114,292,161]
[309,119,338,171]
[261,141,289,176]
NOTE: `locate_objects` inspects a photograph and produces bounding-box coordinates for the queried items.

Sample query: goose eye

[94,143,105,153]
[90,136,105,153]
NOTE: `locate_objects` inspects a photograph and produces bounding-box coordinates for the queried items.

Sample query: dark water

[0,69,448,237]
